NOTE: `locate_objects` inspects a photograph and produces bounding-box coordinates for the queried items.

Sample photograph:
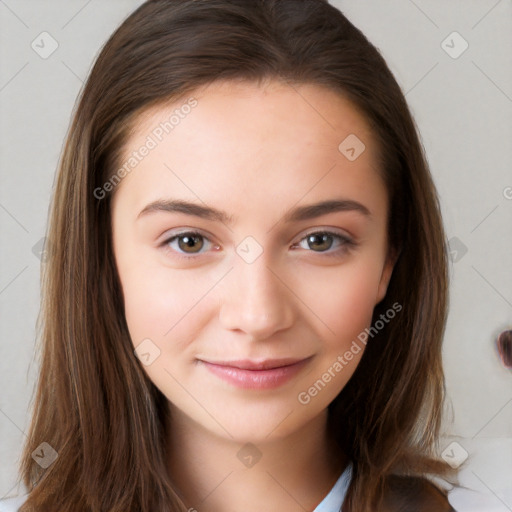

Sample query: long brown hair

[17,1,456,510]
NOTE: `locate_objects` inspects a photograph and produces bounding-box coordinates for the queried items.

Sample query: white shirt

[311,462,509,512]
[313,462,353,511]
[0,463,507,512]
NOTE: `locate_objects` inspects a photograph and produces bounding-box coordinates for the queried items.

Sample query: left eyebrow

[283,199,371,222]
[136,198,372,225]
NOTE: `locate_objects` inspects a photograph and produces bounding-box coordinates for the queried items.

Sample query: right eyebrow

[137,199,235,224]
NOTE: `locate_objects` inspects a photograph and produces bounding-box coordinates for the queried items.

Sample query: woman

[1,0,491,510]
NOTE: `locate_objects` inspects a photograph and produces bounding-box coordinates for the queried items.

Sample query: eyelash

[159,229,356,260]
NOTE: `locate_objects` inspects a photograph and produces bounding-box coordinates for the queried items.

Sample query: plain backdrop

[0,0,511,507]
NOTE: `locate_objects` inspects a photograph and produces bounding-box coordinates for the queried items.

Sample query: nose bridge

[218,251,294,339]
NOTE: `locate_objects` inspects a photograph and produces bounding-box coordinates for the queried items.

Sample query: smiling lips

[199,357,312,389]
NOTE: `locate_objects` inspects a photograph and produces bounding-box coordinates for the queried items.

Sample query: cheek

[118,254,220,351]
[302,260,384,347]
[291,263,382,412]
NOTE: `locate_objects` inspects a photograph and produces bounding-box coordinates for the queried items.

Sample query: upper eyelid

[299,228,353,240]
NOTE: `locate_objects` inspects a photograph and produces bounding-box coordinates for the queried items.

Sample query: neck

[166,407,346,512]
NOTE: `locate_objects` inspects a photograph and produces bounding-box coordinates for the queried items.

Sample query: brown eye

[161,231,214,258]
[177,233,204,253]
[305,233,334,252]
[297,230,355,256]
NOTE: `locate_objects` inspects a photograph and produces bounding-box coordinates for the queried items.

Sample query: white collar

[313,462,353,512]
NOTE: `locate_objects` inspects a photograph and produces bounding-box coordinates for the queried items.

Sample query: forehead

[132,79,375,155]
[113,79,386,218]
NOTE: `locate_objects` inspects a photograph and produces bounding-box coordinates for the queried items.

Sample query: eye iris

[178,234,204,253]
[307,233,333,251]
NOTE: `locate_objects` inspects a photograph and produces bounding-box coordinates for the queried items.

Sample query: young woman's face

[112,80,395,442]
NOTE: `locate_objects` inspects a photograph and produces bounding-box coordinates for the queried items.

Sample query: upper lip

[199,357,310,370]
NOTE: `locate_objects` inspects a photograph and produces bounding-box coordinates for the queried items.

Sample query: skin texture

[111,79,397,512]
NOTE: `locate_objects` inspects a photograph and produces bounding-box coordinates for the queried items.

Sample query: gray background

[1,0,511,508]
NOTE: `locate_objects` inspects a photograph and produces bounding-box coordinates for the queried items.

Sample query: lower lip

[200,359,311,390]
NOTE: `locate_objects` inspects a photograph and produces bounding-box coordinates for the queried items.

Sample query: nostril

[497,330,512,369]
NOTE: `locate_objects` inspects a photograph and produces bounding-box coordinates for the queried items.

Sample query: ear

[376,246,400,305]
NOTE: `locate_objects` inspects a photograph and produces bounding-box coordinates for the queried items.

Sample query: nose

[218,255,295,341]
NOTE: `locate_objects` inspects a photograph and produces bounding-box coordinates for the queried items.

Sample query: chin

[208,401,325,445]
